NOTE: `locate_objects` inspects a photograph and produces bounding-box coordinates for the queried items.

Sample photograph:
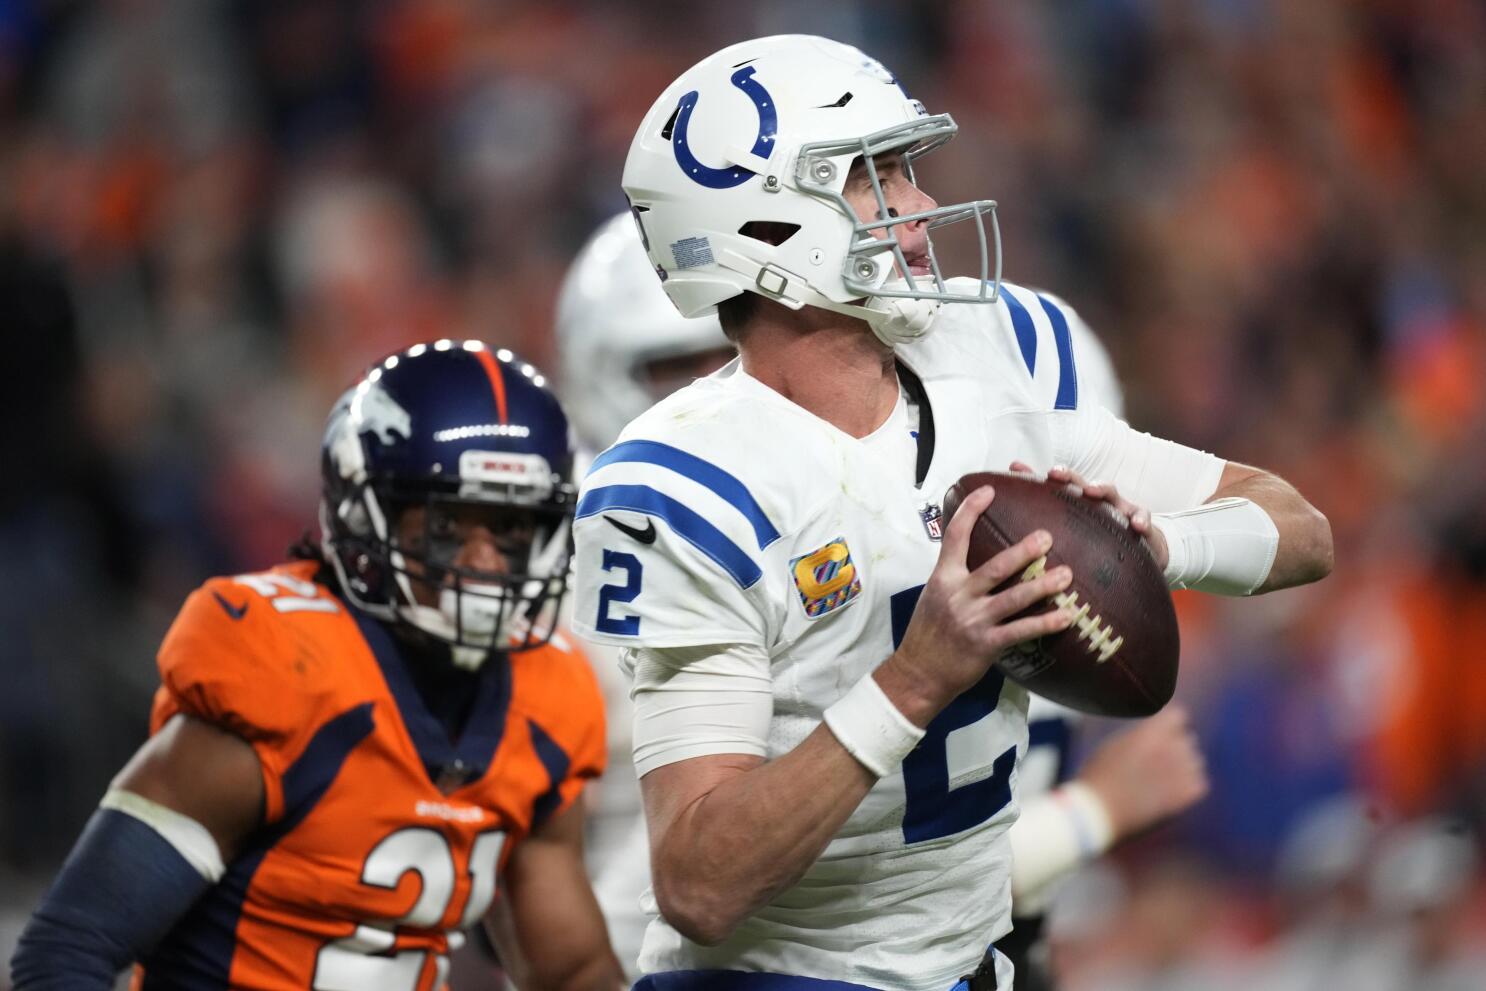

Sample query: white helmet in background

[556,213,734,451]
[622,34,1002,348]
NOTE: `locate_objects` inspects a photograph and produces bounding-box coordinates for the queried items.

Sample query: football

[942,471,1180,718]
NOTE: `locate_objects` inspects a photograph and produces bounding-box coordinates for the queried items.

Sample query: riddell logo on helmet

[477,458,528,474]
[459,450,551,489]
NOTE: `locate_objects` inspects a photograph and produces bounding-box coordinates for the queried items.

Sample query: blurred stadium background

[2,1,1484,988]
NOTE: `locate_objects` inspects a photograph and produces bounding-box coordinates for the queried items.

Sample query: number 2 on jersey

[596,549,643,635]
[890,585,1017,844]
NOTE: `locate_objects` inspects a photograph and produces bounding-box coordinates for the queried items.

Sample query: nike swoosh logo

[604,515,656,544]
[212,591,250,620]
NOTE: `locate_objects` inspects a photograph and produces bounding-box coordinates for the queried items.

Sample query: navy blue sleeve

[10,808,214,990]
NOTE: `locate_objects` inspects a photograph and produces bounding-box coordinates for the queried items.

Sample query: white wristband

[1152,497,1279,596]
[1008,781,1115,901]
[823,674,926,778]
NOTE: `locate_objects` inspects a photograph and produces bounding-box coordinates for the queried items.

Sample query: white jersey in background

[572,281,1222,991]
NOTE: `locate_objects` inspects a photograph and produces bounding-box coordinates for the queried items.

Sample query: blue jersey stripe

[142,702,375,988]
[1037,294,1080,410]
[587,440,780,550]
[577,483,763,588]
[1028,716,1074,784]
[1002,288,1038,376]
[349,603,511,787]
[527,719,571,828]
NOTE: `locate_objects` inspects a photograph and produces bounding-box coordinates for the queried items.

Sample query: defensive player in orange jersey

[11,341,626,991]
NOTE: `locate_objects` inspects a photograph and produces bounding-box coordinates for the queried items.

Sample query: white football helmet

[556,213,733,451]
[622,34,1002,347]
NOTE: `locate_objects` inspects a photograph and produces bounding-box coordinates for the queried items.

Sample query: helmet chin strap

[858,286,944,346]
[449,644,491,672]
[790,284,944,348]
[722,250,943,349]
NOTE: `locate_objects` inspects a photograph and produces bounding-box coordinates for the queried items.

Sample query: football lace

[1018,555,1125,662]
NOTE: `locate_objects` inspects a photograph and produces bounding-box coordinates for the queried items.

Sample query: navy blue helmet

[320,340,575,665]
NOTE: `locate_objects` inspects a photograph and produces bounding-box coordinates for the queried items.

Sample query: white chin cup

[863,285,942,346]
[398,581,512,670]
[440,584,504,643]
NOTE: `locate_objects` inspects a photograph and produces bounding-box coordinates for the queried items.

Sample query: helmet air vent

[737,221,801,246]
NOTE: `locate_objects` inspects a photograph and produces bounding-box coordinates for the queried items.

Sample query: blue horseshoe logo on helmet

[672,66,777,189]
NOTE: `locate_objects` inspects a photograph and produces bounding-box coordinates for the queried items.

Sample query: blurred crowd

[1,0,1483,987]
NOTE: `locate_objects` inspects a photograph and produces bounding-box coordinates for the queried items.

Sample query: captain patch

[791,538,863,619]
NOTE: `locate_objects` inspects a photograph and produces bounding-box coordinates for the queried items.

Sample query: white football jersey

[571,281,1206,991]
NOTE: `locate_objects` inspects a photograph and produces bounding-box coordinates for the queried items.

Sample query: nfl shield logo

[919,503,944,541]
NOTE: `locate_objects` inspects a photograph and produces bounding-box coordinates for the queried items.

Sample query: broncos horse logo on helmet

[320,340,576,668]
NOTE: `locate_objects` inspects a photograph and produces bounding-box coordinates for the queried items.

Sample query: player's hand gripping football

[883,485,1077,724]
[1078,703,1209,838]
[1009,461,1169,572]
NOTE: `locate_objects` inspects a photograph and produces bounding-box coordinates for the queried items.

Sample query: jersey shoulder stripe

[526,718,572,828]
[587,438,780,549]
[1001,284,1039,376]
[1034,292,1080,410]
[576,482,763,588]
[994,283,1080,411]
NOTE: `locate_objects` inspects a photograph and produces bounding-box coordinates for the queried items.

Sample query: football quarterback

[572,33,1331,991]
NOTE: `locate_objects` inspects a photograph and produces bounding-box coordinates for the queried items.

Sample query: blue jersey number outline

[596,549,644,636]
[890,585,1018,843]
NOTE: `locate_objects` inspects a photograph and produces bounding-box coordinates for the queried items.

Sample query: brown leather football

[942,471,1179,718]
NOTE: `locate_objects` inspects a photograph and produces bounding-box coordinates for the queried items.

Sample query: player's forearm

[649,727,876,945]
[547,958,627,991]
[522,947,626,991]
[517,891,627,990]
[12,802,218,990]
[498,802,627,990]
[1209,465,1333,592]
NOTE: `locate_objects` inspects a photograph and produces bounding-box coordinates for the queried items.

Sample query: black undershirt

[394,631,487,743]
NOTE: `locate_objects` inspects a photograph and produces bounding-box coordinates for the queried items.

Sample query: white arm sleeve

[626,643,774,777]
[1152,497,1280,595]
[1052,407,1280,594]
[1053,405,1225,512]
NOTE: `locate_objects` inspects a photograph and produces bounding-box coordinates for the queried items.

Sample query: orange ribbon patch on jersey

[791,538,863,619]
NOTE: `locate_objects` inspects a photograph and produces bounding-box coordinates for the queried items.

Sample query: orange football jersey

[134,561,606,990]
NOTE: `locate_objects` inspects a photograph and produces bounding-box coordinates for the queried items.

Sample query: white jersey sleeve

[626,643,774,775]
[930,279,1224,511]
[1047,404,1225,511]
[571,393,788,650]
